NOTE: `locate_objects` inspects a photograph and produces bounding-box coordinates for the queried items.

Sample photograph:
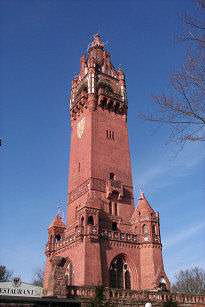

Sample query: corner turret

[48,214,66,245]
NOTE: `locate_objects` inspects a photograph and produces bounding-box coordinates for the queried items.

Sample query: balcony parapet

[45,226,140,255]
[65,286,205,305]
[101,229,138,244]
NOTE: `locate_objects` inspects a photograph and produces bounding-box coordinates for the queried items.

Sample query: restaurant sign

[0,277,43,297]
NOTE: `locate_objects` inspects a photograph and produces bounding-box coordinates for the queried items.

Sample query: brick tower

[44,34,170,297]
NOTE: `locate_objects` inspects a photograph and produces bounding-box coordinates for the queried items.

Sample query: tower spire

[90,33,104,49]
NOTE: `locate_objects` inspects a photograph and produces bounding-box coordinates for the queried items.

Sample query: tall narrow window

[152,224,156,237]
[78,162,81,172]
[109,201,112,215]
[143,224,149,241]
[114,203,118,216]
[106,130,115,140]
[81,216,84,226]
[125,270,131,289]
[112,222,117,231]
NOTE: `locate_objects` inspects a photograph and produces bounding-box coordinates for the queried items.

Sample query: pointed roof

[137,192,155,214]
[49,214,65,228]
[90,33,104,49]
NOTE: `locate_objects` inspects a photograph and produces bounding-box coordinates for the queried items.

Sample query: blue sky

[0,0,204,284]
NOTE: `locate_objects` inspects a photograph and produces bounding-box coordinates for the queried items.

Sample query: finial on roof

[137,192,155,213]
[139,192,145,199]
[90,33,104,48]
[49,214,65,228]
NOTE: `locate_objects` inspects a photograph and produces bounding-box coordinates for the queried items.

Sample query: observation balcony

[45,226,138,255]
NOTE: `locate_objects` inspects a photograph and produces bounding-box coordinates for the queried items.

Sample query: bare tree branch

[139,2,205,145]
[172,267,205,294]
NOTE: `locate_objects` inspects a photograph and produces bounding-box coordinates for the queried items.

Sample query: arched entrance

[47,257,73,296]
[109,255,131,289]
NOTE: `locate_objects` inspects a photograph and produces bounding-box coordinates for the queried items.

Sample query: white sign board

[0,280,43,297]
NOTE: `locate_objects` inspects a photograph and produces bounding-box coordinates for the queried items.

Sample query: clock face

[77,117,85,139]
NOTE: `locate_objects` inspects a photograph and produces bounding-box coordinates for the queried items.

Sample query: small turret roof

[137,192,155,214]
[49,214,65,228]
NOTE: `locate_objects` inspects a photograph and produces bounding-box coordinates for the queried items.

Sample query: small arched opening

[55,234,61,242]
[112,222,117,231]
[95,64,101,74]
[87,215,94,225]
[109,172,115,180]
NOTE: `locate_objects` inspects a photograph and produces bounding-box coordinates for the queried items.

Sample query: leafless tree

[0,265,13,282]
[139,0,205,145]
[171,267,205,294]
[32,267,44,287]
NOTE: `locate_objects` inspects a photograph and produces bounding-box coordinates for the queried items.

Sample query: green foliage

[163,301,177,307]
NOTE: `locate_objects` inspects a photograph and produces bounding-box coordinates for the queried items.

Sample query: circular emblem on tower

[77,117,85,139]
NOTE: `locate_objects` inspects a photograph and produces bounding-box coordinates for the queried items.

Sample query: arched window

[58,257,66,267]
[109,172,115,180]
[143,224,149,241]
[109,255,131,289]
[87,215,94,225]
[55,234,61,242]
[95,64,101,74]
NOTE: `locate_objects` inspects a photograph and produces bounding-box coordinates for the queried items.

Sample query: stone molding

[69,177,133,204]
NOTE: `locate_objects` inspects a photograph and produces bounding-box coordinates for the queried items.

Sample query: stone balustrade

[66,286,205,305]
[67,286,96,299]
[100,229,138,244]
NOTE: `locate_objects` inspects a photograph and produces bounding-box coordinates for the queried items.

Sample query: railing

[45,227,139,254]
[66,286,205,304]
[100,229,138,244]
